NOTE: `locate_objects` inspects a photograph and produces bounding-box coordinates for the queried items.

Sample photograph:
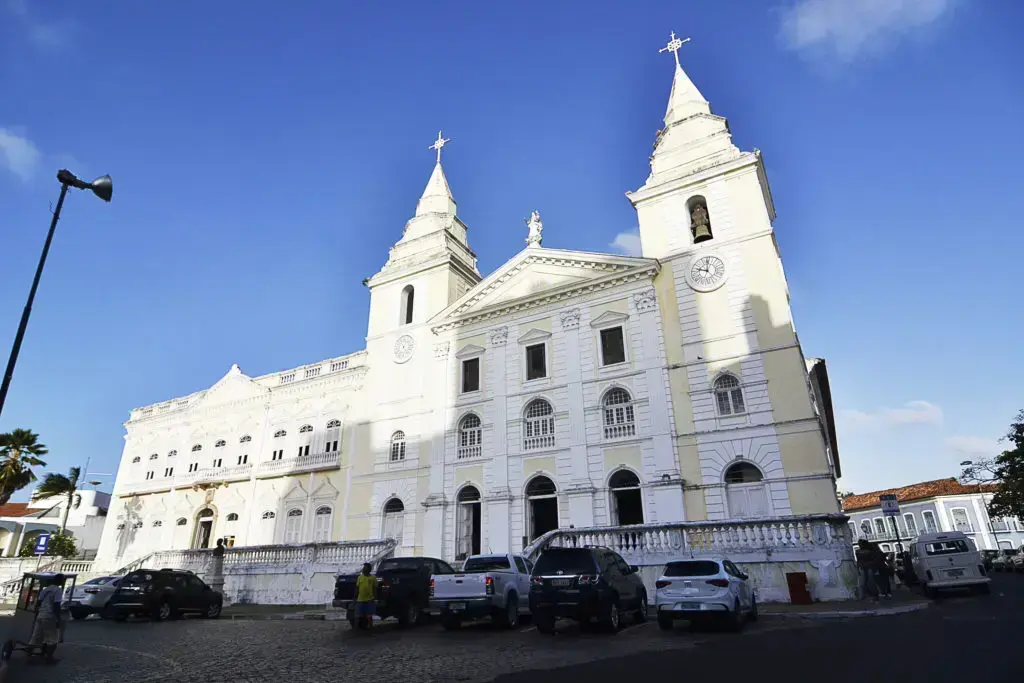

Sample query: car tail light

[429,578,435,597]
[577,575,600,586]
[532,576,544,586]
[706,579,730,588]
[655,580,671,589]
[485,576,495,595]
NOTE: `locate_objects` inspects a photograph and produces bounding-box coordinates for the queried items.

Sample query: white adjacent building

[93,36,842,572]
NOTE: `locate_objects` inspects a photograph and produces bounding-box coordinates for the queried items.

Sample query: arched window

[284,508,303,544]
[523,399,555,451]
[191,444,202,452]
[400,285,415,325]
[176,518,187,526]
[149,453,159,460]
[299,424,313,433]
[167,450,177,458]
[688,195,713,243]
[525,476,558,541]
[382,498,405,546]
[458,414,482,459]
[390,431,407,462]
[313,506,332,542]
[609,470,643,525]
[273,429,287,438]
[131,456,141,464]
[152,520,163,527]
[326,419,341,429]
[262,511,275,520]
[239,435,251,443]
[723,461,768,519]
[602,388,636,439]
[456,486,482,559]
[214,439,226,448]
[713,374,746,416]
[860,520,871,538]
[226,513,239,522]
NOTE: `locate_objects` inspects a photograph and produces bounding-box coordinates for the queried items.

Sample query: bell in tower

[689,198,713,244]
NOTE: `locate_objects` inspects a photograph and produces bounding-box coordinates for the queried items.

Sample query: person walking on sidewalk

[876,552,894,599]
[354,563,377,630]
[855,540,880,601]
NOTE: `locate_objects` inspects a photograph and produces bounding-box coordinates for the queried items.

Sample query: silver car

[68,576,121,620]
[655,557,758,631]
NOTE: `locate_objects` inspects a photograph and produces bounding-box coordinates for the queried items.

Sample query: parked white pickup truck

[430,553,534,629]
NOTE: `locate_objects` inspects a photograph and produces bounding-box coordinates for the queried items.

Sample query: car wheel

[204,601,222,619]
[2,639,13,662]
[497,594,519,629]
[749,595,759,622]
[153,600,173,622]
[602,599,621,633]
[727,600,743,632]
[657,613,673,631]
[70,607,89,621]
[635,592,648,623]
[398,603,419,628]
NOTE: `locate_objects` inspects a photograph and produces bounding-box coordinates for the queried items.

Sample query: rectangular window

[326,440,338,453]
[272,450,283,461]
[525,343,547,380]
[873,518,886,536]
[904,513,917,535]
[599,327,626,366]
[462,358,480,393]
[212,458,222,468]
[923,510,938,532]
[951,507,972,532]
[237,454,248,465]
[188,463,199,473]
[164,467,174,477]
[296,445,309,457]
[145,471,154,480]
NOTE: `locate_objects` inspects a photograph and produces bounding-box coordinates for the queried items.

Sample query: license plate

[551,578,571,587]
[676,603,699,610]
[449,603,466,612]
[947,569,964,578]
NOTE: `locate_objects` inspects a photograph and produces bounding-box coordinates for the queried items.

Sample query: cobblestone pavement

[2,608,820,683]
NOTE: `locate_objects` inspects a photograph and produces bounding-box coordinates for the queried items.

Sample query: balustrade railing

[141,538,397,575]
[457,444,482,460]
[256,451,340,477]
[524,514,854,563]
[523,434,555,451]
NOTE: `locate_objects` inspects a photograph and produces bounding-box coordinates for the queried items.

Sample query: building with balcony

[92,37,842,573]
[843,478,1024,552]
[0,488,110,559]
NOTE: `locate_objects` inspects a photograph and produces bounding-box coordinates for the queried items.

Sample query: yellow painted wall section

[777,430,830,477]
[654,264,695,437]
[348,422,373,475]
[345,480,373,538]
[675,436,707,520]
[694,285,736,344]
[456,334,487,353]
[590,298,629,319]
[738,237,796,349]
[763,347,816,424]
[520,316,552,335]
[454,465,483,491]
[787,479,840,515]
[603,445,642,480]
[523,457,556,483]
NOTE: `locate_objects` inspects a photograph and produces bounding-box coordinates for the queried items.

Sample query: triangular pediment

[431,248,658,325]
[455,343,486,359]
[193,364,269,410]
[518,328,551,344]
[590,310,630,328]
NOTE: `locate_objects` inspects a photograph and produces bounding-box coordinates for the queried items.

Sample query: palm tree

[0,428,48,505]
[32,466,81,534]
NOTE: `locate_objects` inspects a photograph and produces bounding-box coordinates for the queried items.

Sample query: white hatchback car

[655,557,757,631]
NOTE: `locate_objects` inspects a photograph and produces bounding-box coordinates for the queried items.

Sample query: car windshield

[925,540,970,555]
[377,558,424,572]
[463,556,511,573]
[533,549,597,575]
[83,576,117,586]
[664,561,721,577]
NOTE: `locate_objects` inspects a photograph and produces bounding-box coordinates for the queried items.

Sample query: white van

[910,531,991,597]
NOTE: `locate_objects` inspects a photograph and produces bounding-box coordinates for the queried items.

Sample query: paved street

[4,574,1021,683]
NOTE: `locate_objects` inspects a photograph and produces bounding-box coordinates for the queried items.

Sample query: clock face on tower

[686,253,727,292]
[393,334,416,364]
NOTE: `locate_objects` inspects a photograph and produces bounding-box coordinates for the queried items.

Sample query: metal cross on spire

[428,130,451,164]
[658,30,691,68]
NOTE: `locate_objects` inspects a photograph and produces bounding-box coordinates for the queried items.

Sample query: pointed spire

[416,131,456,216]
[658,31,710,125]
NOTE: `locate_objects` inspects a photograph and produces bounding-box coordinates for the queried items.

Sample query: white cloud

[610,230,642,257]
[778,0,957,61]
[944,435,1002,459]
[0,127,41,181]
[840,400,943,431]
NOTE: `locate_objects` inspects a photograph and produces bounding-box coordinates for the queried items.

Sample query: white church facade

[93,37,842,571]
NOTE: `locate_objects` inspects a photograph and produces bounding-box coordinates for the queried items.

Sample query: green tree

[0,428,48,505]
[18,532,78,558]
[961,410,1024,521]
[32,466,82,534]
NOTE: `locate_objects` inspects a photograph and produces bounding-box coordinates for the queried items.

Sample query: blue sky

[1,0,1021,501]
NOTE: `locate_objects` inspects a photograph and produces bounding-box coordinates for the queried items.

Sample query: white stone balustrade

[256,451,340,478]
[176,463,253,487]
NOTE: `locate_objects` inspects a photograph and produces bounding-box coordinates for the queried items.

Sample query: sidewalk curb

[762,603,929,619]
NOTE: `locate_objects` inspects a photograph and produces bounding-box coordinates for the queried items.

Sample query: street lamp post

[0,169,112,418]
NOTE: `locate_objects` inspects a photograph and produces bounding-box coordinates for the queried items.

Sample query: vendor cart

[1,572,77,662]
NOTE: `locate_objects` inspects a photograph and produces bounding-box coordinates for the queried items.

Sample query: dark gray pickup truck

[333,556,455,627]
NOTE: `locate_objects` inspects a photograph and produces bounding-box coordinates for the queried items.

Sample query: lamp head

[90,175,113,202]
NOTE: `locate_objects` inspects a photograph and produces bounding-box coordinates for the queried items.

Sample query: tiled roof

[842,478,998,512]
[0,502,35,518]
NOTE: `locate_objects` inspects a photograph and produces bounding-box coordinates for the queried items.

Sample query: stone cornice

[432,264,659,333]
[627,150,760,205]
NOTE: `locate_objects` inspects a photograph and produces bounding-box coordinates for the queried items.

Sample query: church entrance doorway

[456,486,481,561]
[382,498,405,547]
[526,476,558,542]
[609,470,644,525]
[193,508,214,549]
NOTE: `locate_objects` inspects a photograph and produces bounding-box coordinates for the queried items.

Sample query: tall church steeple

[365,131,480,339]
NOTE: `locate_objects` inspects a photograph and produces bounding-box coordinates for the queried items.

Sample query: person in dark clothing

[855,540,879,600]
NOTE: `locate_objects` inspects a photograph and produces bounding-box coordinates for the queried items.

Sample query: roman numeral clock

[685,252,728,292]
